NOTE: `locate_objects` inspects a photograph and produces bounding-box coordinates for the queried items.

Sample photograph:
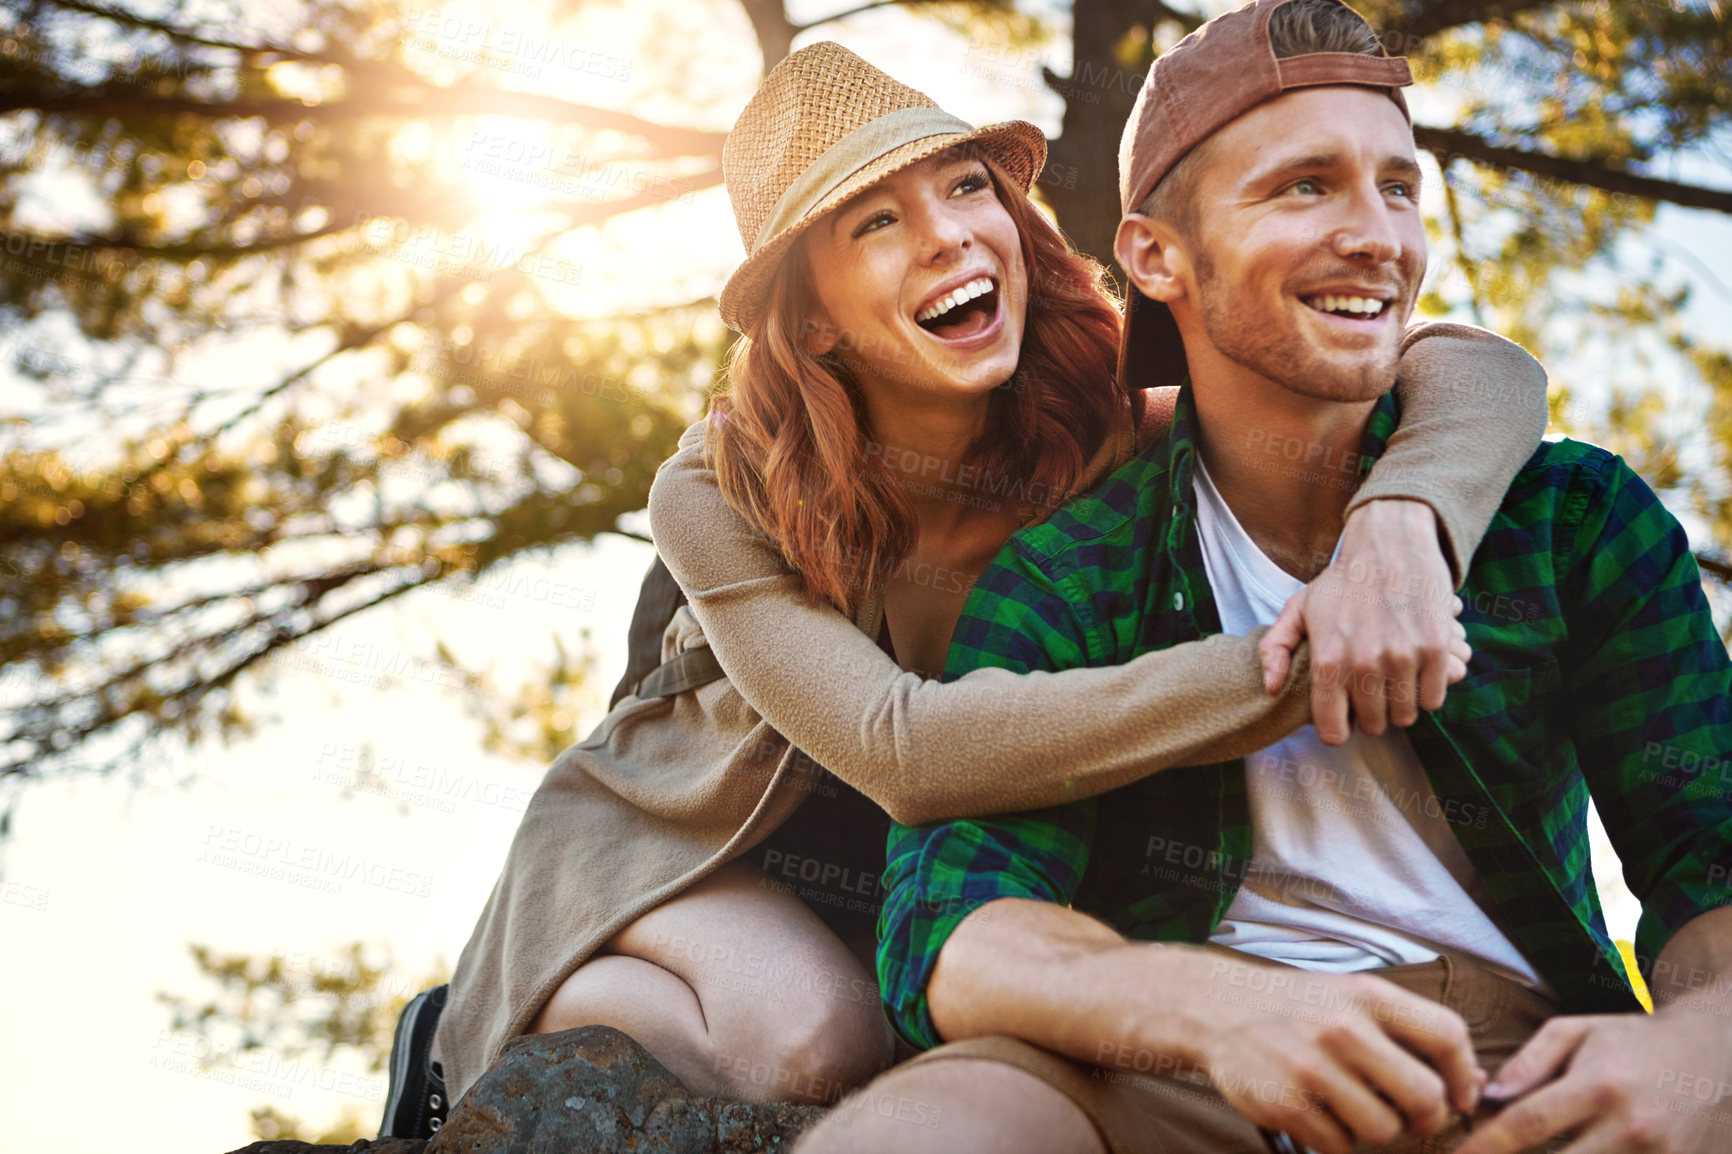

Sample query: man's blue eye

[1289,178,1323,195]
[1386,182,1415,199]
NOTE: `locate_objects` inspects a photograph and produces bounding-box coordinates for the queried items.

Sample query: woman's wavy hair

[706,154,1127,617]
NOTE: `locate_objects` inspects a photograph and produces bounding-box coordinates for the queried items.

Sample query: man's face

[1141,86,1427,402]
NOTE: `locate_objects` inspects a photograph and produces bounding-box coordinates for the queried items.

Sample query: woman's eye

[852,211,895,238]
[950,170,990,197]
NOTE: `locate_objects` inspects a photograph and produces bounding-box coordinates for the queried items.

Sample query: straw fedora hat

[718,41,1048,333]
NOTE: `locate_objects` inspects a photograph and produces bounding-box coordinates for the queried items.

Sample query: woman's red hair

[707,155,1128,617]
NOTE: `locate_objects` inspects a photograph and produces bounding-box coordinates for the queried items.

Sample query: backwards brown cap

[1117,0,1414,391]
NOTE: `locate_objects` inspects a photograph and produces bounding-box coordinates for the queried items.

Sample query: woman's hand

[1258,499,1469,745]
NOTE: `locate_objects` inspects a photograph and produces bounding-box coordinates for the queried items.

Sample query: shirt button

[1173,591,1185,610]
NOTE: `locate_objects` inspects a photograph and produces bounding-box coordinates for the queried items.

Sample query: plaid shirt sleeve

[1562,454,1732,963]
[876,543,1101,1050]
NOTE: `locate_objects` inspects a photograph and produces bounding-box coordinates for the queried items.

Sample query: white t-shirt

[1193,456,1542,988]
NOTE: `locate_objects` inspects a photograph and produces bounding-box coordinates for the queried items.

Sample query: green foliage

[434,630,597,763]
[1400,3,1732,616]
[249,1103,376,1145]
[158,940,450,1142]
[0,0,1727,802]
[0,0,725,785]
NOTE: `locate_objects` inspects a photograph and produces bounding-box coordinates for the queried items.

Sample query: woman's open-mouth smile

[912,273,1004,349]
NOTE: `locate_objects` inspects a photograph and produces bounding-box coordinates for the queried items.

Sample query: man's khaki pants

[896,950,1564,1153]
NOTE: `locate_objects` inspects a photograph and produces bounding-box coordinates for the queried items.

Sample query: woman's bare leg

[529,861,894,1103]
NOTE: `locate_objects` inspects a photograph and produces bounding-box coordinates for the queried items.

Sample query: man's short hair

[1138,0,1386,235]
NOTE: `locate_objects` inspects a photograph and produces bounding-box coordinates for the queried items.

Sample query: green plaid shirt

[877,387,1732,1051]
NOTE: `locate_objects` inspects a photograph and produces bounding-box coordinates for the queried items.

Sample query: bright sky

[3,1,1725,1151]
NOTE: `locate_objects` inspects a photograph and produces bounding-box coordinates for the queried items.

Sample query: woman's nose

[913,199,971,262]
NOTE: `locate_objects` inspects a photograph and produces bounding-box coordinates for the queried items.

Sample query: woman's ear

[801,310,839,356]
[1115,214,1190,306]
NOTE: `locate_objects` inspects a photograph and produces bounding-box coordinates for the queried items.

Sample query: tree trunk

[741,0,799,69]
[1042,0,1154,273]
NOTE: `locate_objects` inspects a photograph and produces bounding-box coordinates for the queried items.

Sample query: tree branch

[796,0,957,32]
[523,164,723,224]
[1415,125,1732,215]
[3,87,727,157]
[738,0,798,64]
[27,217,355,257]
[39,0,344,64]
[120,319,394,500]
[1379,0,1557,46]
[0,565,437,781]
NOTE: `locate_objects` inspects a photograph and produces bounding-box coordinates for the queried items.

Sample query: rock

[427,1026,828,1154]
[225,1136,424,1143]
[220,1028,828,1154]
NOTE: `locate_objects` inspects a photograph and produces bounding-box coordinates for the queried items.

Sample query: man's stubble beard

[1191,248,1402,404]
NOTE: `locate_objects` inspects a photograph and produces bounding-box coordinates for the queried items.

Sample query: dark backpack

[607,557,725,708]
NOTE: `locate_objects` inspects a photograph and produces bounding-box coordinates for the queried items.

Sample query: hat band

[753,105,975,251]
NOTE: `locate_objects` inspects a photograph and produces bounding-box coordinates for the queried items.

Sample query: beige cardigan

[437,322,1549,1100]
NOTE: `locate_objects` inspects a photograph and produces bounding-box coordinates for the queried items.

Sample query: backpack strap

[633,645,726,699]
[608,556,728,705]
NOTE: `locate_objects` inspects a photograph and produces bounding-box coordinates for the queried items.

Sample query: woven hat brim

[718,120,1048,333]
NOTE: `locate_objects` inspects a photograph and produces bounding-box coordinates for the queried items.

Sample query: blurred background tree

[0,0,1727,826]
[157,940,450,1143]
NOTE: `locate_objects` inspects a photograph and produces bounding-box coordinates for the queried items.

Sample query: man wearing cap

[795,2,1732,1153]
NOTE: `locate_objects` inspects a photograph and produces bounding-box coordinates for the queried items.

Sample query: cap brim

[719,120,1048,333]
[1118,286,1187,393]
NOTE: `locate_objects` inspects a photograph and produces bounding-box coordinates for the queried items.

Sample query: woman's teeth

[917,277,994,324]
[1306,294,1387,318]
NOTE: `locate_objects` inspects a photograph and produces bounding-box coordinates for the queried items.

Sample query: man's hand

[928,903,1485,1154]
[1192,962,1482,1154]
[1453,1005,1732,1154]
[1259,499,1469,745]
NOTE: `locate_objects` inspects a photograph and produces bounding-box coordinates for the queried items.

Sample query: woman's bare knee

[528,865,892,1103]
[794,1059,1104,1154]
[719,977,892,1103]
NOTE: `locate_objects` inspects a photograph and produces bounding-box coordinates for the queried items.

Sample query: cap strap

[754,105,974,251]
[1276,52,1413,92]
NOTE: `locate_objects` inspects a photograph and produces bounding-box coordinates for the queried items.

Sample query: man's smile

[1298,284,1399,329]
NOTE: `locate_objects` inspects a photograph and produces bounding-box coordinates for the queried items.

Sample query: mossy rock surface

[223,1026,828,1154]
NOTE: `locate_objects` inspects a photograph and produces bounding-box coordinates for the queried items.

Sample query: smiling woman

[718,142,1121,630]
[804,152,1026,375]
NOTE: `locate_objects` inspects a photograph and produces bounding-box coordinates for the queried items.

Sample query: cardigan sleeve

[649,322,1545,827]
[649,420,1312,828]
[1357,322,1551,586]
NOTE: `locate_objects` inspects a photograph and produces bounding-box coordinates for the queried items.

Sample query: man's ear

[1115,213,1190,306]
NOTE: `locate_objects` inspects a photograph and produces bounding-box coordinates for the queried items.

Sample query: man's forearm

[925,897,1210,1069]
[1650,904,1732,1017]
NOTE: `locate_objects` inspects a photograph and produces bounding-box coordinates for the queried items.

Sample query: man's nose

[1330,183,1402,264]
